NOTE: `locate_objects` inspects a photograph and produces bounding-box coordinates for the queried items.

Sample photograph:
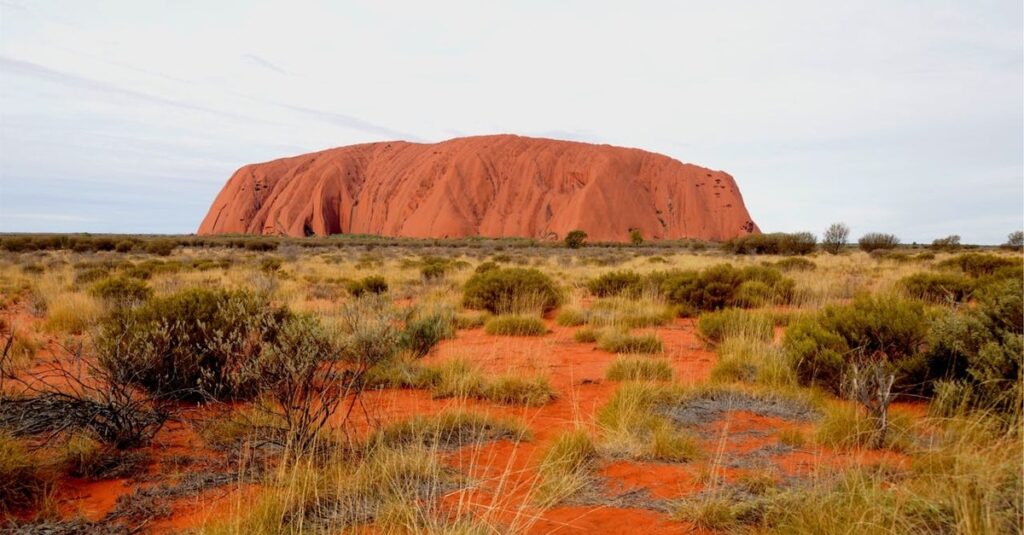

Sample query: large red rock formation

[198,134,758,241]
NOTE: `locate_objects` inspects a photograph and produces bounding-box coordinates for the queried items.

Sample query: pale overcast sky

[1,1,1021,243]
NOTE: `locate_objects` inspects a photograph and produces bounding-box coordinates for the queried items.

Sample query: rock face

[198,134,758,242]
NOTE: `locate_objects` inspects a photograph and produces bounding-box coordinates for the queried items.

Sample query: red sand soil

[197,134,759,242]
[7,305,913,534]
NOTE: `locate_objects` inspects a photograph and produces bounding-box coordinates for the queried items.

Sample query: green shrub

[462,267,561,314]
[401,307,455,357]
[89,276,152,305]
[597,329,663,354]
[697,308,773,344]
[243,240,278,252]
[723,232,817,255]
[484,315,547,336]
[783,295,929,394]
[899,272,974,303]
[74,267,110,285]
[419,263,447,281]
[924,278,1022,414]
[606,357,673,381]
[475,261,499,273]
[95,288,335,401]
[564,230,588,249]
[857,233,900,252]
[772,257,817,272]
[587,270,643,297]
[347,275,388,297]
[144,239,176,256]
[733,280,773,307]
[936,253,1020,278]
[661,264,793,311]
[259,257,282,272]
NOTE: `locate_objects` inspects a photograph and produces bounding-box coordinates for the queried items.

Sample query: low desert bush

[924,278,1022,415]
[484,315,548,336]
[462,267,562,314]
[857,232,900,252]
[898,272,974,303]
[596,329,663,354]
[697,308,773,345]
[605,357,673,381]
[771,257,817,272]
[89,276,152,306]
[586,270,644,297]
[660,264,794,311]
[935,252,1020,278]
[783,294,929,394]
[400,305,455,357]
[95,288,337,401]
[347,275,388,297]
[722,232,817,255]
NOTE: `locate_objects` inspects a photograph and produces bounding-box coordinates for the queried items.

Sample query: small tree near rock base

[564,230,588,249]
[629,229,644,247]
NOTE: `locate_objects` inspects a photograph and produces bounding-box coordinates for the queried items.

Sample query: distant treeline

[0,229,1019,255]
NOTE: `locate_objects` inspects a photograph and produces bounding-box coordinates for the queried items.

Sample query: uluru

[198,134,759,242]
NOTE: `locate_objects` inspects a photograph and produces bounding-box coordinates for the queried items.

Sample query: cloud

[241,53,288,75]
[275,103,422,141]
[0,56,261,123]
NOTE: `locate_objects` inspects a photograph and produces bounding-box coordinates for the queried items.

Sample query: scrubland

[0,234,1020,534]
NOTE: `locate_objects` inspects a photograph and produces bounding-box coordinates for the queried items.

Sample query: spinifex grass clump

[369,410,531,449]
[587,297,674,328]
[697,308,773,345]
[535,430,597,506]
[605,357,673,381]
[462,267,562,314]
[484,315,548,336]
[596,383,700,462]
[596,329,663,354]
[0,433,51,516]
